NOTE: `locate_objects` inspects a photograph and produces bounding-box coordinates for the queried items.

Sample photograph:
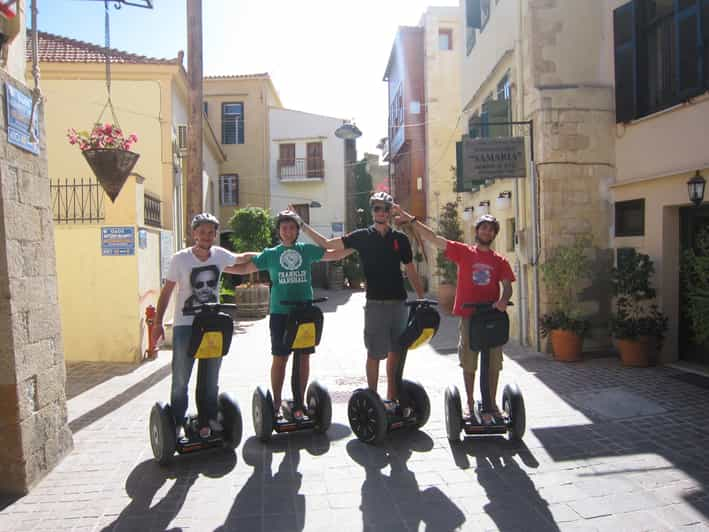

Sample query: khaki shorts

[458,317,504,373]
[364,299,408,360]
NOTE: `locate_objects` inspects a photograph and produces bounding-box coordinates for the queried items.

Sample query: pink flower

[128,133,138,143]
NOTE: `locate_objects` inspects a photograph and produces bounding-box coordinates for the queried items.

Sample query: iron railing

[278,158,325,180]
[50,178,105,223]
[144,193,161,227]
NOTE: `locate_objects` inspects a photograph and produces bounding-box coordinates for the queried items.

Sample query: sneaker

[199,426,212,439]
[384,401,398,414]
[176,425,186,441]
[209,419,223,433]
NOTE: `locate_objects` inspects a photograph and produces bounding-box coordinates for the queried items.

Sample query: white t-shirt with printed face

[166,246,237,326]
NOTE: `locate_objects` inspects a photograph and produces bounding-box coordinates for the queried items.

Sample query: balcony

[278,158,325,181]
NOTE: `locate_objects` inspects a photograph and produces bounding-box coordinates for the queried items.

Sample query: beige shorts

[458,317,504,373]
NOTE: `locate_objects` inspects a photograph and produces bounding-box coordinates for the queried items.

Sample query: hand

[287,204,303,225]
[392,203,414,225]
[151,324,165,348]
[493,300,509,312]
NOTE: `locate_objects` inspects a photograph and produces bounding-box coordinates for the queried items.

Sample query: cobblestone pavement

[1,289,709,531]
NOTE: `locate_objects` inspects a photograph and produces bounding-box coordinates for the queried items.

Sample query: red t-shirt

[445,241,516,317]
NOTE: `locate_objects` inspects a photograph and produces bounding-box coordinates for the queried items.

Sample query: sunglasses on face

[195,280,217,289]
[372,205,391,213]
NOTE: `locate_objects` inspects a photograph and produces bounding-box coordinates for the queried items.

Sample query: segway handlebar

[182,302,237,316]
[405,298,438,307]
[280,297,328,307]
[462,301,514,310]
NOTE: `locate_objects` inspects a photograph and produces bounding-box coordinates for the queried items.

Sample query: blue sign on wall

[5,82,40,155]
[102,227,135,256]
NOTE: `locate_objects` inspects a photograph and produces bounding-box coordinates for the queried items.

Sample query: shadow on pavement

[348,431,466,531]
[216,423,351,531]
[313,288,356,313]
[450,436,560,531]
[65,361,143,400]
[101,450,237,532]
[69,364,171,433]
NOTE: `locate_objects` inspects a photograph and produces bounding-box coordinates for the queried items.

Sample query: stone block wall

[0,74,72,495]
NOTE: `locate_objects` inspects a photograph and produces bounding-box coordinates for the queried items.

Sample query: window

[221,102,244,144]
[292,203,310,224]
[506,218,516,252]
[279,143,295,166]
[481,0,491,29]
[220,174,238,205]
[389,84,405,152]
[614,0,709,123]
[615,199,645,236]
[439,29,452,50]
[203,102,208,117]
[497,73,511,100]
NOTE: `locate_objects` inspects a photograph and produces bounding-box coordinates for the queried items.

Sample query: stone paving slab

[1,289,708,531]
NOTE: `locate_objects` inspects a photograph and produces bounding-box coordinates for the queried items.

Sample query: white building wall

[268,107,347,241]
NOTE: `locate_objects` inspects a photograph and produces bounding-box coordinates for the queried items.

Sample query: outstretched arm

[234,252,258,264]
[393,204,449,250]
[289,203,345,250]
[321,248,354,262]
[224,259,259,275]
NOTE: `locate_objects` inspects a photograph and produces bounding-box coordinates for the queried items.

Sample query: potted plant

[610,249,668,367]
[228,207,274,319]
[539,236,592,362]
[67,123,139,202]
[436,202,463,313]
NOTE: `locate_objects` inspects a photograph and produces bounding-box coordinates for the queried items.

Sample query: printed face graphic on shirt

[278,249,307,285]
[472,263,493,286]
[186,265,220,308]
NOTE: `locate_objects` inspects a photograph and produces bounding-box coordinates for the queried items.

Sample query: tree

[354,158,374,228]
[228,207,274,252]
[436,202,463,284]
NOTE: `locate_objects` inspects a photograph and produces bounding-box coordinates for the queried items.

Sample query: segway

[252,298,332,442]
[348,299,440,445]
[149,302,243,465]
[444,301,525,442]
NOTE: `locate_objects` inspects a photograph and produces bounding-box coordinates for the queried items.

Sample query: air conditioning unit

[177,124,188,155]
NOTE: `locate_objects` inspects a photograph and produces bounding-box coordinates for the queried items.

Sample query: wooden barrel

[326,263,345,290]
[233,284,270,319]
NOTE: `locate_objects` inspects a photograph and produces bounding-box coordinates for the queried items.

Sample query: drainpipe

[514,0,529,346]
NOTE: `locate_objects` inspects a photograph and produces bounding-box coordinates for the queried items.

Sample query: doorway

[679,205,709,365]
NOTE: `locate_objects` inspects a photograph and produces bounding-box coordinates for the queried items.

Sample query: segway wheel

[218,392,243,449]
[149,402,176,465]
[502,383,526,440]
[401,379,430,428]
[444,385,463,441]
[306,380,332,434]
[252,387,274,442]
[348,388,387,445]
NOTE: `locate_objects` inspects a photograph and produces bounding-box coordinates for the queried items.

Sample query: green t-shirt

[252,242,325,315]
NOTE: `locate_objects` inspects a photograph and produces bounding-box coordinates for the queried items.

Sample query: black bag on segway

[399,305,441,350]
[468,309,509,351]
[283,305,324,351]
[188,311,234,359]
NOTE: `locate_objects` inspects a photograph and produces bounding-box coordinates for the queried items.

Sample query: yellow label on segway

[292,323,316,349]
[409,327,435,350]
[194,332,223,359]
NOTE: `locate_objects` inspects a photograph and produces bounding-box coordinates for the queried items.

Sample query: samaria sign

[461,136,527,181]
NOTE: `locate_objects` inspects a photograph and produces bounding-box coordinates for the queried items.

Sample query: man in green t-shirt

[227,210,352,418]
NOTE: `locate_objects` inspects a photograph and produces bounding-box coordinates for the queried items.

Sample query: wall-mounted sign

[460,136,526,183]
[331,222,344,237]
[160,231,174,283]
[138,228,148,249]
[101,227,135,256]
[5,82,39,155]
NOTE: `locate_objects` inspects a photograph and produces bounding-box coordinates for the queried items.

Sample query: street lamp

[687,171,706,207]
[334,122,362,140]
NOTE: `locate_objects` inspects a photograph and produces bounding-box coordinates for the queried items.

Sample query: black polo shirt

[342,225,413,300]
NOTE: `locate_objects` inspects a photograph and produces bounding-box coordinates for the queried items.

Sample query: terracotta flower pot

[616,338,649,367]
[550,329,583,362]
[437,282,456,315]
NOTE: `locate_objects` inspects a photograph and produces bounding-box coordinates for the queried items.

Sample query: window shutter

[237,105,245,144]
[675,0,702,94]
[703,0,709,87]
[466,0,482,29]
[481,99,511,138]
[613,1,638,123]
[455,141,463,192]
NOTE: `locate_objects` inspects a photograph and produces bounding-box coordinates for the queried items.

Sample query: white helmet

[474,214,500,234]
[191,212,220,230]
[369,191,394,207]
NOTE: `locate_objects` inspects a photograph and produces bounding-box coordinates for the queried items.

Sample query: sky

[36,0,460,157]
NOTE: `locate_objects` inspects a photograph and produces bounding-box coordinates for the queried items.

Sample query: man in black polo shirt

[297,192,425,408]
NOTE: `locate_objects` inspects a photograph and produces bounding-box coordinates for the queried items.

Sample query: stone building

[0,2,72,494]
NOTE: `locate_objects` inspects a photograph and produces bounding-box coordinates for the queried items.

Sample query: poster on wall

[160,231,174,284]
[101,227,135,256]
[5,82,40,155]
[138,229,148,249]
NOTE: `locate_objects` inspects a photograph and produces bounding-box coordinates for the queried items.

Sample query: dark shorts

[269,313,315,357]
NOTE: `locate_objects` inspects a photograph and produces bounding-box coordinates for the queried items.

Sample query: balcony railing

[278,158,325,180]
[144,193,161,227]
[50,178,105,223]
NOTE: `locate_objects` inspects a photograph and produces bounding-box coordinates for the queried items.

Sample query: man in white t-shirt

[151,213,252,440]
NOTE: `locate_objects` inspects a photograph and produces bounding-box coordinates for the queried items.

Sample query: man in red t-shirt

[394,206,515,419]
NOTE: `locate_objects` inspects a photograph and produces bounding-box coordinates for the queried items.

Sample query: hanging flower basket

[68,123,140,203]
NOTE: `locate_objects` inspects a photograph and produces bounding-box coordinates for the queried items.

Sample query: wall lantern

[688,171,706,207]
[495,191,512,210]
[334,121,362,140]
[462,207,474,221]
[478,200,490,216]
